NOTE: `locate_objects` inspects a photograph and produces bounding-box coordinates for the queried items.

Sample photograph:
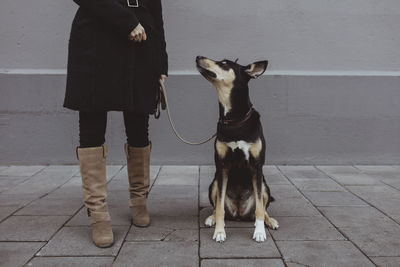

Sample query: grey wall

[1,0,400,165]
[1,0,400,71]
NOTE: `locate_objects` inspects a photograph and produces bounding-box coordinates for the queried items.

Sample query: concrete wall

[1,0,400,164]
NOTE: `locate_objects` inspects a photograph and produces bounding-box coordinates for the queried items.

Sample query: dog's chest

[216,138,262,161]
[226,141,252,161]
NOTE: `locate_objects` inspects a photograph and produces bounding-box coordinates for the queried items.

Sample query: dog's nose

[196,56,204,62]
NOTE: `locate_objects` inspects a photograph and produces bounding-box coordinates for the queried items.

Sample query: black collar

[218,107,254,127]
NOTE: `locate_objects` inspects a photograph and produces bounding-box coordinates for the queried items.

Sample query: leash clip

[127,0,139,8]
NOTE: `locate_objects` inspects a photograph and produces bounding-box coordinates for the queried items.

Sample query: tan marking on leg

[216,140,229,159]
[213,169,228,242]
[264,211,279,230]
[205,210,216,227]
[252,179,265,221]
[263,190,279,230]
[205,181,218,227]
[249,138,262,159]
[210,181,218,206]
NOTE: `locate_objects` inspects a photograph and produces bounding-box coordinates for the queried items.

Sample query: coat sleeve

[73,0,139,37]
[153,0,168,75]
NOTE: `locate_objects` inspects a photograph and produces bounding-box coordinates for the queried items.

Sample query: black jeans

[79,111,149,148]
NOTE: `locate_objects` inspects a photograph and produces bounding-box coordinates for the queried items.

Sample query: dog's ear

[243,61,268,79]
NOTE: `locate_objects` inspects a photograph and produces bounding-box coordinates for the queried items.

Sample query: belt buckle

[127,0,139,7]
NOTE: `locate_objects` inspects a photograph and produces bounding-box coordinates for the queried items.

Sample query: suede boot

[77,144,114,248]
[125,143,151,227]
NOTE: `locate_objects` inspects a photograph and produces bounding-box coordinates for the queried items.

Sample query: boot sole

[132,220,151,228]
[95,241,114,248]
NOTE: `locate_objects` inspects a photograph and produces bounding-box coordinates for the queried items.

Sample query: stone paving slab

[303,191,368,206]
[15,197,83,216]
[268,196,321,216]
[319,206,394,228]
[269,184,304,199]
[355,165,400,172]
[0,176,31,193]
[371,257,400,267]
[150,184,198,200]
[290,178,345,192]
[278,166,330,179]
[126,216,198,241]
[4,166,78,196]
[45,176,84,198]
[0,205,19,221]
[318,166,381,185]
[154,165,198,186]
[201,259,285,267]
[382,178,400,190]
[0,242,45,267]
[269,216,345,241]
[0,166,45,177]
[200,228,280,258]
[0,193,42,208]
[27,257,114,267]
[38,226,129,256]
[0,215,69,241]
[1,165,400,266]
[339,225,400,257]
[114,241,198,267]
[346,185,400,200]
[147,197,198,217]
[263,166,291,184]
[277,240,375,267]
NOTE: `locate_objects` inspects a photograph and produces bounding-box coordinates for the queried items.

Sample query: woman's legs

[77,111,113,247]
[123,111,149,147]
[123,111,151,227]
[79,111,107,148]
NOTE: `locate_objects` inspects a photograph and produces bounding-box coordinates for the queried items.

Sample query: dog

[196,56,279,243]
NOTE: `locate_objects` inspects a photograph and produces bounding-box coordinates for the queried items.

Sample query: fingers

[142,30,147,41]
[129,23,147,42]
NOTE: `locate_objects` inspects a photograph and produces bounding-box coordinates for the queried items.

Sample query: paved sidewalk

[1,165,400,266]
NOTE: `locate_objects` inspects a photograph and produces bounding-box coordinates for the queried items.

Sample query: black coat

[64,0,168,113]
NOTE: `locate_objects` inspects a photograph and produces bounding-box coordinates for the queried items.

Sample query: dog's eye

[221,61,227,65]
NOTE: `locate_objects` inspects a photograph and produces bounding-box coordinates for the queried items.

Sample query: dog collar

[218,107,254,127]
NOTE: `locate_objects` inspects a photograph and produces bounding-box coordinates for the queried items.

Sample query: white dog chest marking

[227,140,252,161]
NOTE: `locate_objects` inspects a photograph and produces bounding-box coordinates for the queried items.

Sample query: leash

[155,79,217,145]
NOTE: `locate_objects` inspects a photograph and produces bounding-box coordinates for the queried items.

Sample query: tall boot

[124,143,151,227]
[77,144,114,248]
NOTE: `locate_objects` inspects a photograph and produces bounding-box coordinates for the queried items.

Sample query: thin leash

[155,79,217,145]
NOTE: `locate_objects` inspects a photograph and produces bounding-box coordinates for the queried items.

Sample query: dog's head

[196,56,268,116]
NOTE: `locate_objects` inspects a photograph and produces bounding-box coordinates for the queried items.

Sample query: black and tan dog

[196,56,279,243]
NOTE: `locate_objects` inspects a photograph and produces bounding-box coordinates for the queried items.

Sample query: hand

[160,74,167,83]
[129,23,147,42]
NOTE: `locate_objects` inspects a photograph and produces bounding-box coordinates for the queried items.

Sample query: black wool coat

[64,0,168,113]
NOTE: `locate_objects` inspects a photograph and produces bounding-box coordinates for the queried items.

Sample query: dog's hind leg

[264,211,279,230]
[252,168,267,242]
[262,185,279,230]
[205,180,218,227]
[213,169,228,242]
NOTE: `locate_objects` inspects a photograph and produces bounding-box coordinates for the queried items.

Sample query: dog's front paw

[253,228,267,242]
[213,229,226,243]
[205,215,215,227]
[267,217,279,230]
[253,219,267,242]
